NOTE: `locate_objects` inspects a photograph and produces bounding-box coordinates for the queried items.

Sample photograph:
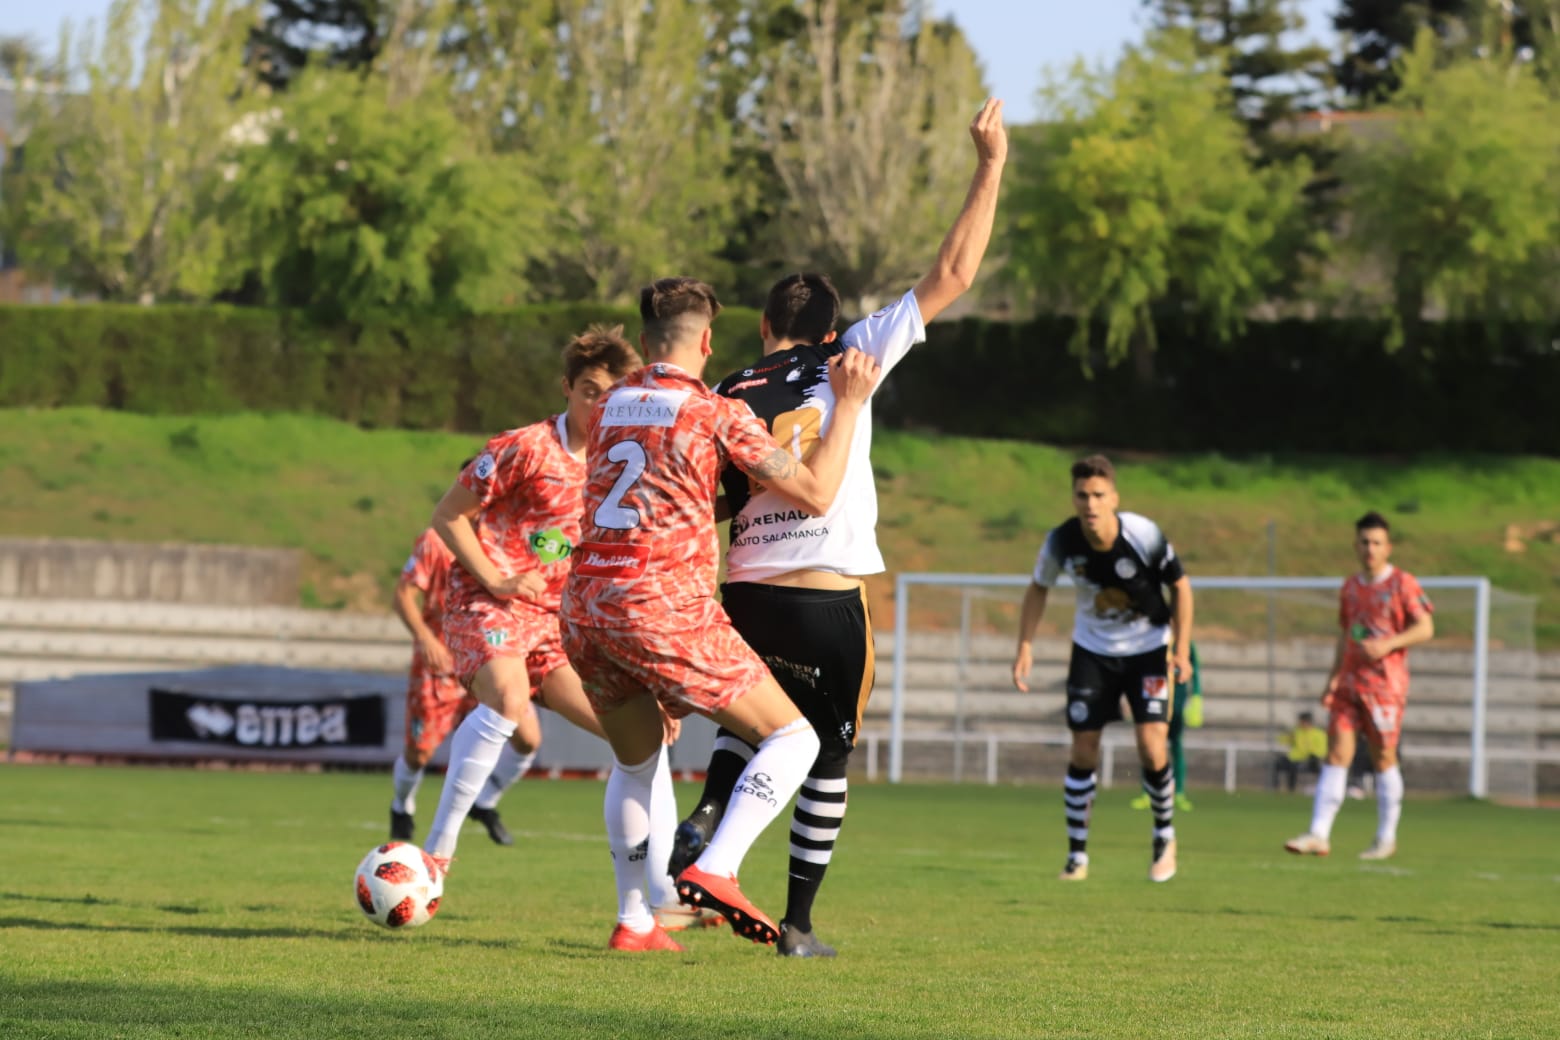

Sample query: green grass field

[4,407,1559,645]
[4,764,1557,1039]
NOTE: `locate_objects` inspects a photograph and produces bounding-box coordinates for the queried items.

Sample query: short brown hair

[764,273,841,344]
[1071,454,1115,485]
[1356,511,1391,535]
[563,323,640,384]
[639,277,721,351]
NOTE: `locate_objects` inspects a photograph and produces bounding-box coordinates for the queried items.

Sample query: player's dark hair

[1356,511,1391,535]
[764,273,841,344]
[563,323,641,384]
[1070,454,1116,485]
[460,456,477,472]
[640,277,721,351]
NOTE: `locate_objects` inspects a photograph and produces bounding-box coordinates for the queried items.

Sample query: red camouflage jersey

[448,415,583,614]
[561,363,779,628]
[1337,566,1434,697]
[399,528,455,645]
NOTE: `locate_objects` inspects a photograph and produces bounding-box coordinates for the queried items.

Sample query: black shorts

[1065,644,1171,732]
[719,581,874,753]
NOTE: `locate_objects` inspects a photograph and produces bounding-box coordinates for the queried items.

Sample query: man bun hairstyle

[640,277,721,351]
[563,323,641,384]
[764,273,841,345]
[1070,454,1116,485]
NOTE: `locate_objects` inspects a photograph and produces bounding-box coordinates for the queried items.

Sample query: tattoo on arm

[750,448,799,482]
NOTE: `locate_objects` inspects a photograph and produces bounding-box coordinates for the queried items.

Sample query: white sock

[474,742,536,811]
[604,752,659,931]
[1375,766,1404,846]
[391,754,424,815]
[645,747,679,909]
[423,705,515,858]
[1309,764,1348,841]
[696,718,820,878]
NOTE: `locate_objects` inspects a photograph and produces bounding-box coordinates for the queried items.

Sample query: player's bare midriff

[757,568,864,591]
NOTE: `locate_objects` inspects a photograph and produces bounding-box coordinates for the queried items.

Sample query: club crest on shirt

[1115,557,1138,579]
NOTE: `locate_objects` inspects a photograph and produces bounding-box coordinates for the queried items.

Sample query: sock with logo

[604,750,660,931]
[783,750,848,933]
[696,718,820,878]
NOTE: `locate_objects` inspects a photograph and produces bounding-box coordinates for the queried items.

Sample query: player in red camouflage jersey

[419,327,647,872]
[560,277,880,952]
[1287,511,1434,860]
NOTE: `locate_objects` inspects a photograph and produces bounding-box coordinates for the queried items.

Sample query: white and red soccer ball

[354,841,443,929]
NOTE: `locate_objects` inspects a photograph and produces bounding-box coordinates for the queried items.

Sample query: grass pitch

[3,764,1556,1039]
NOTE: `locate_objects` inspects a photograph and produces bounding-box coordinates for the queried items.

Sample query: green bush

[1,303,1554,452]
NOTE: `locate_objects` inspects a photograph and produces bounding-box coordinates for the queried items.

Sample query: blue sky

[4,0,1344,124]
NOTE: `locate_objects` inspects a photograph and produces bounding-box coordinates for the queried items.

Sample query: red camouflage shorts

[404,658,476,757]
[443,599,570,694]
[1326,678,1408,750]
[560,608,770,721]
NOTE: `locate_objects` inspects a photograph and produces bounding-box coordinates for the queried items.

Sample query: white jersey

[715,290,926,582]
[1033,511,1185,657]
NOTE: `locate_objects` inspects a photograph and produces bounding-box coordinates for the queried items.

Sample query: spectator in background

[1271,710,1327,793]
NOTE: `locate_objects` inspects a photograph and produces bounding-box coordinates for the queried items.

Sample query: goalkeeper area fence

[872,574,1557,802]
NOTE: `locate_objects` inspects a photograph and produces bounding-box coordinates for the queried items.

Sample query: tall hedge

[1,303,1555,453]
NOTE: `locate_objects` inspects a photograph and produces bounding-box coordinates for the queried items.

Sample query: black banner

[148,688,386,748]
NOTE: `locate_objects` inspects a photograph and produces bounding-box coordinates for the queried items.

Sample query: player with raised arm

[559,277,881,953]
[419,327,672,882]
[387,510,531,845]
[1012,455,1194,883]
[668,97,1008,958]
[1286,511,1434,860]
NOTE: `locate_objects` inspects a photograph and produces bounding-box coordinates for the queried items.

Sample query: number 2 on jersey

[593,440,647,530]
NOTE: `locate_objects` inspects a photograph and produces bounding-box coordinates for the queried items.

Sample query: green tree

[225,66,540,319]
[755,0,988,313]
[1144,0,1332,136]
[443,0,739,304]
[1003,32,1309,376]
[1,0,259,303]
[1338,33,1560,347]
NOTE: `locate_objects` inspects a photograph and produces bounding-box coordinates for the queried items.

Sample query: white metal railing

[892,573,1514,797]
[859,729,1560,790]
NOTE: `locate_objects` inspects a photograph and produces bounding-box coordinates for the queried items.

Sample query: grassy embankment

[4,407,1557,645]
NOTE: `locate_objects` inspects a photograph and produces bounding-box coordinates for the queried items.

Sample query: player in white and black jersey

[667,98,1008,958]
[1012,454,1195,884]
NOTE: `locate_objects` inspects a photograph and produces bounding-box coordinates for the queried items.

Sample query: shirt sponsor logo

[599,389,691,428]
[728,378,766,392]
[574,541,650,579]
[528,527,573,564]
[474,452,497,480]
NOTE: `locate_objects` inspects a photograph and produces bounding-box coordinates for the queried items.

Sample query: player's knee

[811,741,851,779]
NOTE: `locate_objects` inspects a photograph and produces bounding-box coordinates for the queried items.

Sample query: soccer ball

[353,841,443,929]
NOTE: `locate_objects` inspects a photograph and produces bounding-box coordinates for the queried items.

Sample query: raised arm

[912,97,1008,324]
[736,348,880,516]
